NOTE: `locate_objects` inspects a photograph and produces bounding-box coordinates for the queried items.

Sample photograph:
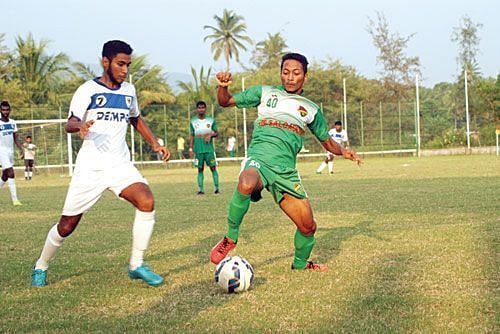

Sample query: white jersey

[227,136,236,151]
[0,118,17,153]
[69,79,139,171]
[328,128,348,144]
[23,143,37,160]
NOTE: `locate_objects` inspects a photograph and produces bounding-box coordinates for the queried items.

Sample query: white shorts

[0,150,14,169]
[62,162,147,216]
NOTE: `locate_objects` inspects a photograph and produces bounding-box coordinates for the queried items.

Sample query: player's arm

[130,116,170,162]
[216,72,236,107]
[189,122,195,158]
[205,119,219,143]
[309,110,362,165]
[65,116,95,139]
[13,132,24,158]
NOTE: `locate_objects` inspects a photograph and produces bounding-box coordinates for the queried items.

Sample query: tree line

[0,10,497,157]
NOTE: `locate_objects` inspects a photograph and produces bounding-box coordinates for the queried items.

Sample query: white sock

[328,161,334,173]
[0,179,4,189]
[130,210,156,270]
[317,162,327,173]
[25,171,28,179]
[28,171,33,178]
[35,224,66,270]
[7,178,18,201]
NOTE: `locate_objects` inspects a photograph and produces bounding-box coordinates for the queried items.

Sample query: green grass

[1,155,498,333]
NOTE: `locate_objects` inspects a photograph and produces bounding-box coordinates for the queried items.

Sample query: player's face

[26,137,32,143]
[103,53,132,84]
[281,59,307,94]
[197,105,206,117]
[0,106,10,119]
[335,124,342,131]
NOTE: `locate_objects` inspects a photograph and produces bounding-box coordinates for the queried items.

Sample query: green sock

[212,170,220,191]
[198,172,204,192]
[226,190,251,242]
[293,230,316,269]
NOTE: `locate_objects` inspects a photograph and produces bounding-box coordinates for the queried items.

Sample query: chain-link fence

[9,98,496,174]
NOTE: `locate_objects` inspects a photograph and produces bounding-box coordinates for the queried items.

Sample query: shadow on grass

[315,220,386,263]
[323,254,426,332]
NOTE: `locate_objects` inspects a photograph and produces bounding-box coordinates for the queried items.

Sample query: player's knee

[58,221,77,237]
[299,220,316,236]
[137,196,155,212]
[238,177,258,195]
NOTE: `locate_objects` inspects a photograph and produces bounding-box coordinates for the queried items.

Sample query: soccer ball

[215,256,254,293]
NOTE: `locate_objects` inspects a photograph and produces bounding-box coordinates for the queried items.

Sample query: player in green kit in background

[210,53,363,271]
[189,101,220,195]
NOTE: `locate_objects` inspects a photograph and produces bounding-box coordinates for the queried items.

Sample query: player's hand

[19,152,24,160]
[204,134,212,143]
[216,72,232,87]
[343,149,363,166]
[153,145,170,163]
[189,149,194,159]
[79,120,95,139]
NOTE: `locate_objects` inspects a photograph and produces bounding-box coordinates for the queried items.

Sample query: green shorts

[243,157,307,204]
[194,152,217,168]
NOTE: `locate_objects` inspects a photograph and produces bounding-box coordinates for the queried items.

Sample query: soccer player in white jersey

[31,40,171,287]
[23,135,37,180]
[316,121,348,175]
[0,101,24,205]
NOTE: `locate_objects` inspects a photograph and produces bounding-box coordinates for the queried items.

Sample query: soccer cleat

[214,189,220,195]
[13,200,22,206]
[128,263,164,287]
[210,236,236,264]
[329,171,334,175]
[31,267,47,287]
[292,261,329,272]
[197,191,205,196]
[315,171,322,174]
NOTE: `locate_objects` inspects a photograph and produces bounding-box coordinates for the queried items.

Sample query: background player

[0,101,23,205]
[31,40,170,287]
[316,121,348,174]
[210,53,362,271]
[23,135,37,180]
[189,101,220,195]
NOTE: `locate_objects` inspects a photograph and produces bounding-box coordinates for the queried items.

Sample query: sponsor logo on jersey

[258,119,305,136]
[207,123,211,128]
[96,111,129,122]
[125,96,132,108]
[298,106,308,117]
[294,183,302,191]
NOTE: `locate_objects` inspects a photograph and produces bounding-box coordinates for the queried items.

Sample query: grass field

[1,155,498,333]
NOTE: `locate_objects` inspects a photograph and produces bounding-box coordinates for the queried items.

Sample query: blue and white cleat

[31,267,47,287]
[128,263,164,287]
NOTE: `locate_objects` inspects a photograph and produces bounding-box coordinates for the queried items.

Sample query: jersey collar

[93,77,122,91]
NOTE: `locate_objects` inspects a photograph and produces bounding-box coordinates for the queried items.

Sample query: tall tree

[73,54,175,109]
[14,33,71,105]
[177,65,214,104]
[251,32,288,69]
[203,9,252,70]
[367,12,421,101]
[451,15,483,75]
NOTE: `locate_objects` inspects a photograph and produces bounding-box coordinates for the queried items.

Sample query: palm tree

[204,9,252,71]
[14,33,71,105]
[177,65,214,104]
[73,54,175,109]
[251,32,288,69]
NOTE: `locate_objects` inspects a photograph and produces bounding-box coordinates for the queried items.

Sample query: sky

[2,0,499,87]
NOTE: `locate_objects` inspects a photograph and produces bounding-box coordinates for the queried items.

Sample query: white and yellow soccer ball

[215,256,254,293]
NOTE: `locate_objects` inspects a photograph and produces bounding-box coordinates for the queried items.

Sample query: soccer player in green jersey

[210,53,362,271]
[189,101,220,195]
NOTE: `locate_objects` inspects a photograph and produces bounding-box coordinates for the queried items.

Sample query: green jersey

[190,116,217,153]
[233,85,329,169]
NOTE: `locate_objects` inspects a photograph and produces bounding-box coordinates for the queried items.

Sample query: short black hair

[281,53,309,74]
[335,121,342,126]
[26,135,32,139]
[102,40,133,60]
[0,101,10,109]
[196,101,207,107]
